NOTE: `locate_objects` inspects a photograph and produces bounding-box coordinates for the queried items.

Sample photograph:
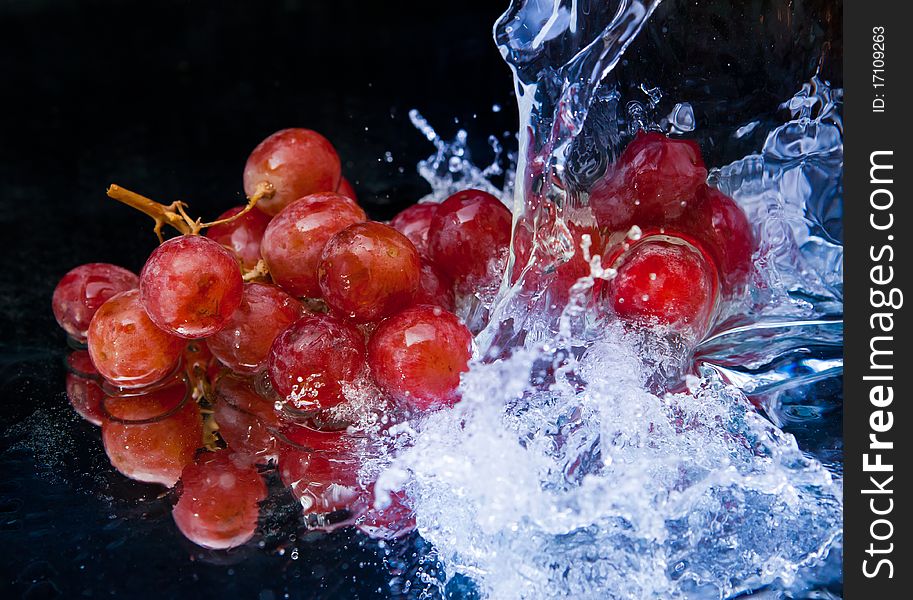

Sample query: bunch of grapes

[588,132,754,340]
[52,128,504,548]
[512,131,755,340]
[52,126,753,551]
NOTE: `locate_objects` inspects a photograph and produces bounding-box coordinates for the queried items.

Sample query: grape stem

[106,185,193,242]
[106,182,274,242]
[199,182,274,230]
[242,259,270,282]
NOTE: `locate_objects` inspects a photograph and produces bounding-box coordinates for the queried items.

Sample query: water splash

[714,73,843,318]
[481,0,663,352]
[380,2,843,598]
[700,73,844,407]
[392,339,841,599]
[409,109,509,203]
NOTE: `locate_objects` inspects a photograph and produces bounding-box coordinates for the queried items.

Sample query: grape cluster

[52,127,753,551]
[589,131,754,340]
[52,128,499,549]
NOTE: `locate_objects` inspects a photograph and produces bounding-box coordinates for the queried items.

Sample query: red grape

[204,205,271,270]
[414,259,455,311]
[87,290,185,389]
[267,314,367,410]
[172,451,267,549]
[260,192,367,298]
[101,379,202,487]
[243,128,342,216]
[428,189,512,292]
[620,131,707,213]
[281,421,358,453]
[52,263,139,343]
[390,203,437,258]
[276,424,363,516]
[207,283,304,375]
[603,235,719,338]
[318,221,421,323]
[587,132,754,298]
[65,349,98,378]
[675,185,754,295]
[66,350,103,425]
[367,305,472,411]
[212,374,281,457]
[589,131,707,230]
[336,177,357,202]
[140,235,243,338]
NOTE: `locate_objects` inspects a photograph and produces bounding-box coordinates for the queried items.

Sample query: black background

[0,1,843,599]
[0,0,516,349]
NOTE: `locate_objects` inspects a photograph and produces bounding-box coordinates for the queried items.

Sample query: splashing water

[374,1,843,598]
[699,73,844,435]
[408,109,510,203]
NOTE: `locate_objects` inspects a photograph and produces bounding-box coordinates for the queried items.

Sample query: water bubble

[666,102,696,133]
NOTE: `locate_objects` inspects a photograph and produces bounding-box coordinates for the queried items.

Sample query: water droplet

[667,102,696,133]
[735,121,760,139]
[640,84,663,107]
